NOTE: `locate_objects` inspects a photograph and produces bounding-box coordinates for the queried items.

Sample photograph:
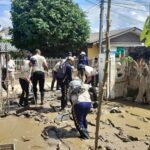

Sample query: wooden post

[95,0,111,149]
[0,47,2,107]
[99,0,105,54]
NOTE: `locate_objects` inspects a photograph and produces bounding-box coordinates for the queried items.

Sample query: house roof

[0,27,11,39]
[88,27,142,44]
[0,27,10,35]
[0,42,18,52]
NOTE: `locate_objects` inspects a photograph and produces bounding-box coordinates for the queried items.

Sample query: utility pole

[95,0,111,149]
[99,0,104,54]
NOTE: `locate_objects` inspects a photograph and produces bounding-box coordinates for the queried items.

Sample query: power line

[83,0,100,12]
[103,5,144,25]
[111,3,148,12]
[84,1,100,12]
[104,1,149,12]
[85,0,149,12]
[114,0,149,5]
[108,8,144,24]
[84,0,148,26]
[111,1,148,7]
[85,0,100,6]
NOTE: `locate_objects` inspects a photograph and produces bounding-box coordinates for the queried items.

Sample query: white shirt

[7,59,15,72]
[53,62,61,72]
[70,90,91,105]
[31,54,47,72]
[53,59,66,72]
[20,60,31,80]
[92,61,99,73]
[68,80,91,105]
[85,65,97,77]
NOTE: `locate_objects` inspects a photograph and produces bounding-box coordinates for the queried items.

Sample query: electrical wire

[110,3,148,12]
[111,1,148,7]
[84,0,101,12]
[85,0,148,12]
[104,1,148,12]
[84,2,100,12]
[84,0,147,24]
[113,0,150,5]
[107,7,144,24]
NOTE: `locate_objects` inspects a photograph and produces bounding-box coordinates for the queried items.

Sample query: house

[0,27,12,40]
[0,27,18,52]
[87,27,142,59]
[0,42,18,52]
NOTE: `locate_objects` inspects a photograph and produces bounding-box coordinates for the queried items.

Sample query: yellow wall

[88,44,99,59]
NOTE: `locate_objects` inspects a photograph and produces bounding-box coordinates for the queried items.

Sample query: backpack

[56,62,67,79]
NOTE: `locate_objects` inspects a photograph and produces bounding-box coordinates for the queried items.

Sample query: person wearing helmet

[77,51,88,80]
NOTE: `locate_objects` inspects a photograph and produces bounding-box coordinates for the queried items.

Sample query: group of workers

[1,49,99,139]
[49,51,98,139]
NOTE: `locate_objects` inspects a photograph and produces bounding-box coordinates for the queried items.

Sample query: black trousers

[32,71,45,99]
[51,71,59,91]
[77,68,84,80]
[19,78,29,106]
[91,74,99,87]
[2,68,7,91]
[59,80,68,110]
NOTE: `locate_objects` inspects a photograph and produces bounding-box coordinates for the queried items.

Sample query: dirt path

[0,80,150,150]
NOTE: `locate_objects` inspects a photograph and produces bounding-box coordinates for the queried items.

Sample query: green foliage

[0,38,12,43]
[140,16,150,47]
[120,56,133,63]
[11,0,90,56]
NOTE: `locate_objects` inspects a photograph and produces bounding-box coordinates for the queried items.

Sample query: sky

[0,0,149,32]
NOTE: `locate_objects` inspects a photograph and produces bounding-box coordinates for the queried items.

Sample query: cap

[80,51,86,55]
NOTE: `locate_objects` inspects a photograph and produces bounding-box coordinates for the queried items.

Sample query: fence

[14,58,93,71]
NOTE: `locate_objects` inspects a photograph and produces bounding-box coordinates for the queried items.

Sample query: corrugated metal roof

[88,27,142,44]
[0,28,12,40]
[0,28,10,35]
[0,42,18,52]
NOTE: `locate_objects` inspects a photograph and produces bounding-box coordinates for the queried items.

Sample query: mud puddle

[0,116,49,150]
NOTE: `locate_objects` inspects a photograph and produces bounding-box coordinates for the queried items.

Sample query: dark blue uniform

[77,55,88,79]
[51,71,60,91]
[78,55,88,66]
[58,63,72,110]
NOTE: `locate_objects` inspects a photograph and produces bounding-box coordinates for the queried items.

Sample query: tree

[141,16,150,47]
[11,0,90,57]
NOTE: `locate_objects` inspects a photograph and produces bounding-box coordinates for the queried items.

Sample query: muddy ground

[0,79,150,150]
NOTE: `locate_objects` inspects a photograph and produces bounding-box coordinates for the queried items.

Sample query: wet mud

[0,80,150,150]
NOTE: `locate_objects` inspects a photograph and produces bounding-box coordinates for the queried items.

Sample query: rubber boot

[41,97,44,105]
[32,95,37,105]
